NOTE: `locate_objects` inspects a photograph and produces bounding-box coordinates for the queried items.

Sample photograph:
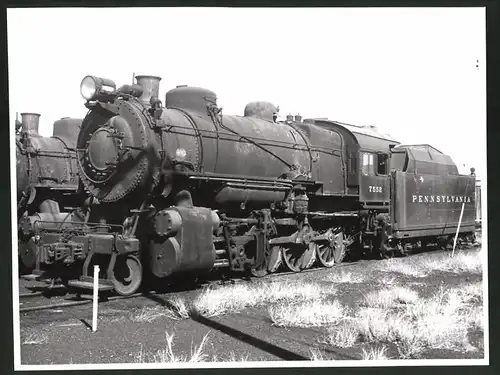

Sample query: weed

[192,281,333,317]
[326,270,366,283]
[22,332,49,345]
[134,331,211,363]
[361,345,389,360]
[269,300,346,327]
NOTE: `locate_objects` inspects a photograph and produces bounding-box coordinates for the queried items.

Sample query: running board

[21,273,46,282]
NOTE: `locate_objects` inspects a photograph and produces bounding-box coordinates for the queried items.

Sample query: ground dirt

[18,246,485,365]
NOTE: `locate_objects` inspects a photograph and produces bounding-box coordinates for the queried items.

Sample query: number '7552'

[369,186,383,193]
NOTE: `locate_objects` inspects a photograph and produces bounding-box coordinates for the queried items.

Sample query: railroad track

[18,292,152,313]
[17,263,358,314]
[18,243,479,314]
[19,291,43,298]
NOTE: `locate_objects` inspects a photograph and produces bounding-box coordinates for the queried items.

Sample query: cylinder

[21,212,74,234]
[39,199,61,214]
[135,75,162,105]
[21,113,41,135]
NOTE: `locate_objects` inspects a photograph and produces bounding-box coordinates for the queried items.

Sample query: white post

[452,203,465,257]
[92,265,99,332]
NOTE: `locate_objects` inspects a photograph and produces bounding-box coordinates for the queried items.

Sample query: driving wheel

[112,254,143,296]
[301,242,317,270]
[281,245,305,273]
[316,231,345,267]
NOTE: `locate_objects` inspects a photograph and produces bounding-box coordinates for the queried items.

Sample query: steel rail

[19,291,149,313]
[19,292,43,298]
[18,243,477,313]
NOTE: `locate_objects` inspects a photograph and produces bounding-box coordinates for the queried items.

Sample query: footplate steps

[67,279,115,292]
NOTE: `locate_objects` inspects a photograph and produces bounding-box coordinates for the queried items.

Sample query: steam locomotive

[18,74,477,295]
[16,113,85,272]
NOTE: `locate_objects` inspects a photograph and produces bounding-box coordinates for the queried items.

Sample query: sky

[7,7,486,178]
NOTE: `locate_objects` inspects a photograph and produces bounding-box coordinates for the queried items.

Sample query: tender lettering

[411,194,472,204]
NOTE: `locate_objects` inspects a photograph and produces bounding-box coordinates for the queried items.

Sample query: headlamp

[80,75,116,101]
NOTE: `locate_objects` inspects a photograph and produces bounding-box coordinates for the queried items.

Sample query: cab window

[361,152,375,175]
[377,153,389,175]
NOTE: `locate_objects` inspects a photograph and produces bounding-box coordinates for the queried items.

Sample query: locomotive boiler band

[16,73,480,296]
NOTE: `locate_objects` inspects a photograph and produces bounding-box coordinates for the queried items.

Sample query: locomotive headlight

[175,148,187,161]
[80,75,116,101]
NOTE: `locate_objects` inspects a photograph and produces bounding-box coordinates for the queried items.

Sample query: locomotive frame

[17,74,478,296]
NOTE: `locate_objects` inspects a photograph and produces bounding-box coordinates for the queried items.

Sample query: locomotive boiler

[16,112,86,272]
[19,74,478,295]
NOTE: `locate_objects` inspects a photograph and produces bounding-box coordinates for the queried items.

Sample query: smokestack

[135,75,162,105]
[294,114,302,123]
[21,113,41,135]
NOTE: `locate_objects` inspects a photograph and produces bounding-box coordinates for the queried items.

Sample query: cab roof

[394,144,458,174]
[305,118,400,153]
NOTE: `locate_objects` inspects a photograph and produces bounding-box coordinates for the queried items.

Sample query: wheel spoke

[301,243,317,269]
[316,230,345,267]
[282,246,302,273]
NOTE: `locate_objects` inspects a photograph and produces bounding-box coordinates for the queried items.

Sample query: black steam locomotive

[18,74,477,295]
[16,113,86,273]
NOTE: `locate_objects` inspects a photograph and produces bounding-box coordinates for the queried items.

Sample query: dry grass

[354,283,484,358]
[376,275,397,287]
[215,352,250,362]
[309,348,327,361]
[165,296,191,319]
[192,281,334,317]
[130,306,167,323]
[130,297,190,322]
[293,280,484,359]
[134,332,252,363]
[269,300,347,328]
[22,332,49,345]
[325,270,366,283]
[362,286,419,309]
[134,331,210,363]
[375,259,429,278]
[375,250,483,278]
[321,323,360,348]
[361,345,389,360]
[416,251,483,274]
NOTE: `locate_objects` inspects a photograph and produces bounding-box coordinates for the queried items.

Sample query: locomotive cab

[358,150,391,207]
